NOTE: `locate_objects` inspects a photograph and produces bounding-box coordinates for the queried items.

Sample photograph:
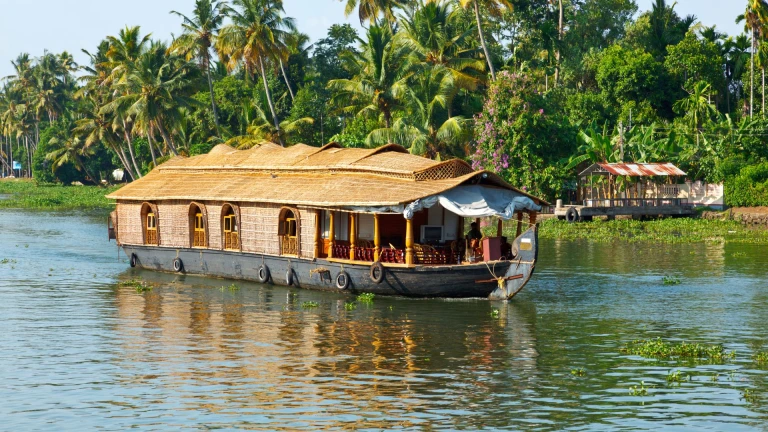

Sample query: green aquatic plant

[628,381,649,396]
[490,309,500,318]
[220,283,240,292]
[536,218,768,244]
[119,278,151,293]
[301,301,319,308]
[753,350,768,366]
[666,370,689,384]
[344,302,357,311]
[732,252,747,258]
[620,338,735,363]
[742,389,760,405]
[0,180,118,210]
[662,276,682,285]
[570,368,586,377]
[356,293,375,304]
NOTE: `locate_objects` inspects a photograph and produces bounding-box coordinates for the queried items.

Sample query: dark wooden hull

[122,245,513,298]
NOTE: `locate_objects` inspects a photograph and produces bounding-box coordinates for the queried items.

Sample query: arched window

[140,202,159,245]
[189,203,207,248]
[222,204,240,250]
[279,207,300,256]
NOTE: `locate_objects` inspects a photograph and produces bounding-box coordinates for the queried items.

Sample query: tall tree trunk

[25,135,32,178]
[155,120,178,156]
[555,0,563,86]
[280,59,295,101]
[751,28,755,118]
[258,56,283,146]
[122,120,142,179]
[472,0,496,81]
[146,127,158,168]
[112,142,135,182]
[763,66,765,117]
[205,50,221,133]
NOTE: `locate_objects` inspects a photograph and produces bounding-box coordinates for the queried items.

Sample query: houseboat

[107,142,545,300]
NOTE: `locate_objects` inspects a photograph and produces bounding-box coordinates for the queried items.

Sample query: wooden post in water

[328,211,335,258]
[313,210,321,258]
[373,213,381,261]
[349,213,357,260]
[516,212,523,238]
[405,218,414,265]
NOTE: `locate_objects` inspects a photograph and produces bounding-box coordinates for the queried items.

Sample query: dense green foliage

[724,161,768,206]
[0,0,766,203]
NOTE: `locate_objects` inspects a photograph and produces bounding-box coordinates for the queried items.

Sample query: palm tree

[170,0,230,132]
[226,97,313,148]
[366,65,469,157]
[398,0,485,100]
[216,0,296,146]
[757,40,768,115]
[328,23,409,128]
[737,0,768,117]
[278,30,310,101]
[46,120,96,183]
[673,81,719,130]
[341,0,406,27]
[456,0,513,81]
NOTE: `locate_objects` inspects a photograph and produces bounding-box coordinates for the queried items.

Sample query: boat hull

[122,245,513,298]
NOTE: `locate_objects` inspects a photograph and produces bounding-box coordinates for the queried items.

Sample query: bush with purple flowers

[470,71,577,201]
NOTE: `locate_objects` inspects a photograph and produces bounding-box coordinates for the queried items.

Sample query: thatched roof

[107,142,546,207]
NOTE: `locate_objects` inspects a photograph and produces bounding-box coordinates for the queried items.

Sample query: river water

[0,209,766,430]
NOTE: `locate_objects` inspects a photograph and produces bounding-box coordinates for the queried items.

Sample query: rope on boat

[483,260,505,291]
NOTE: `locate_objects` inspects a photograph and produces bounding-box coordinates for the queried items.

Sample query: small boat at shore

[106,142,545,300]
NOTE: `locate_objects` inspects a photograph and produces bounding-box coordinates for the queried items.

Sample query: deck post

[328,211,335,258]
[529,211,538,225]
[374,213,380,261]
[516,212,523,238]
[496,218,503,237]
[405,218,414,265]
[349,213,357,260]
[313,210,321,258]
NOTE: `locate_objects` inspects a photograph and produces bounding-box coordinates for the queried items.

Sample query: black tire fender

[565,207,580,223]
[286,268,294,286]
[257,264,270,284]
[336,271,351,290]
[370,262,385,284]
[130,253,138,268]
[172,258,183,272]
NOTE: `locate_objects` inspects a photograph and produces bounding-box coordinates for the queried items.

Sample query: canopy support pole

[328,211,335,258]
[374,214,380,261]
[405,218,414,265]
[529,211,538,225]
[349,213,357,260]
[497,219,503,238]
[313,210,321,258]
[516,212,523,238]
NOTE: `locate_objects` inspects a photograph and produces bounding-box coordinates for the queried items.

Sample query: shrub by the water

[724,162,768,207]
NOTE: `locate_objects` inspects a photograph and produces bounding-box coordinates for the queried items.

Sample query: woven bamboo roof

[107,142,546,207]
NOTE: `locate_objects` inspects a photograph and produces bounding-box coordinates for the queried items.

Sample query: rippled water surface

[1,210,767,430]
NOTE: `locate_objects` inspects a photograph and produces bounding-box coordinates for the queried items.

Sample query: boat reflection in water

[112,269,538,428]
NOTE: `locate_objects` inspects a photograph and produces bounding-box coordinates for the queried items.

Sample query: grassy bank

[537,217,768,244]
[0,179,118,210]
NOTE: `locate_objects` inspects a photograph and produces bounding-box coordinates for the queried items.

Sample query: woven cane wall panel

[207,202,223,250]
[240,203,281,255]
[298,206,316,258]
[157,200,190,248]
[117,202,144,245]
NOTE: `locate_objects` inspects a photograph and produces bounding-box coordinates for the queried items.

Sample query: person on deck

[466,222,482,242]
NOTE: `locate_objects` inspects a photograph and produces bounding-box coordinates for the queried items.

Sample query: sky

[0,0,746,79]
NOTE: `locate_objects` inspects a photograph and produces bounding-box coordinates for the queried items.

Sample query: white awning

[403,185,542,220]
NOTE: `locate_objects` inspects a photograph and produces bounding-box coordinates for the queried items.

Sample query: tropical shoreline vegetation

[0,179,117,210]
[1,0,767,206]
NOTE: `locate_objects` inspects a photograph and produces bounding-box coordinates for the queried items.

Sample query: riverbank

[0,179,117,210]
[537,217,768,243]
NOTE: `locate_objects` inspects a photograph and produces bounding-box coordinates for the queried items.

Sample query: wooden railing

[583,198,689,208]
[281,236,298,255]
[193,230,206,247]
[145,229,158,245]
[224,232,240,250]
